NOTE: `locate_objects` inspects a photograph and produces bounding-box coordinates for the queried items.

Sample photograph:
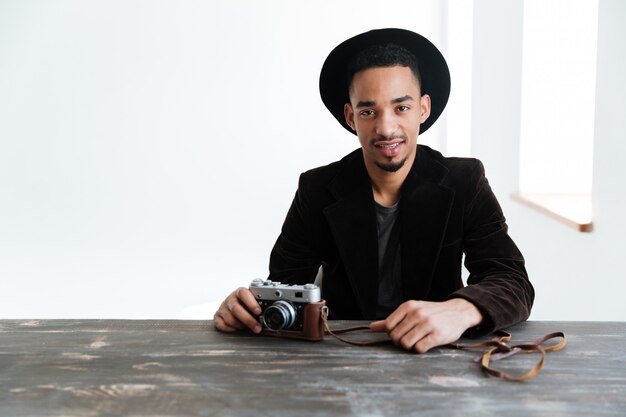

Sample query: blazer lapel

[400,147,455,300]
[321,146,456,316]
[323,153,379,319]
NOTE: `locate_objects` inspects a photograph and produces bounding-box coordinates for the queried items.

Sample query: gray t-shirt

[375,201,403,319]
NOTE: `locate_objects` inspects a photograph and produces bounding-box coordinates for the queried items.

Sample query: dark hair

[346,43,422,93]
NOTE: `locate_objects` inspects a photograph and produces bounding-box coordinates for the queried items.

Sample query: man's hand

[369,298,483,353]
[213,287,263,334]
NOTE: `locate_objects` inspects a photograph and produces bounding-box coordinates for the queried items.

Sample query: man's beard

[375,157,408,173]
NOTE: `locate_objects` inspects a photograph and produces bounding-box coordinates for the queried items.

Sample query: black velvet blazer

[268,145,534,335]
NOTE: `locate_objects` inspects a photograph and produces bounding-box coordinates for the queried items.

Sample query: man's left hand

[369,298,483,353]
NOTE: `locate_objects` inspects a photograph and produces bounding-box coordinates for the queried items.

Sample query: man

[214,28,533,353]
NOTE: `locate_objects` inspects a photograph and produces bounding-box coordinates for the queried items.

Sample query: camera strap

[320,307,567,382]
[321,307,392,346]
[446,331,567,381]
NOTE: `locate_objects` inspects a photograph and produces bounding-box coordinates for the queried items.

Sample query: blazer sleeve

[448,161,534,336]
[267,173,322,284]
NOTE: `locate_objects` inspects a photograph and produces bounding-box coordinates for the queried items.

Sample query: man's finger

[399,323,431,351]
[388,313,423,343]
[235,288,262,315]
[214,312,239,332]
[414,332,439,354]
[383,300,419,331]
[230,302,262,333]
[369,320,387,332]
[217,308,248,330]
[370,304,413,334]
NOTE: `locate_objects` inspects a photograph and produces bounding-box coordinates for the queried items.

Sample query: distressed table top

[0,320,624,417]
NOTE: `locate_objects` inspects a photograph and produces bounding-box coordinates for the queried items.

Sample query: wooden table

[0,320,624,416]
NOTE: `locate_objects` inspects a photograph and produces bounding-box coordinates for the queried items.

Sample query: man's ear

[343,103,356,131]
[419,94,432,124]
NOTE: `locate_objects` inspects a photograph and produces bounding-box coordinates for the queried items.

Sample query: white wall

[5,0,623,321]
[471,0,626,321]
[589,0,626,319]
[0,0,447,318]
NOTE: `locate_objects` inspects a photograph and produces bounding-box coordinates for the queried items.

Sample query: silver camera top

[249,279,321,303]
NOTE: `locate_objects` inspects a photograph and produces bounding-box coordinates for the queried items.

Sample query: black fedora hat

[319,28,450,135]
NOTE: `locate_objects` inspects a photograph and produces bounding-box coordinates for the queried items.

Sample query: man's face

[344,66,431,174]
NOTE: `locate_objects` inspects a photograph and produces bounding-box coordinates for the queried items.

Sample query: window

[514,0,598,232]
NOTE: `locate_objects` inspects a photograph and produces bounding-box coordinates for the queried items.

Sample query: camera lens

[262,300,297,330]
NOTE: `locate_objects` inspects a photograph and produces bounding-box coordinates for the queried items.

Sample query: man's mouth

[377,143,400,149]
[374,139,404,158]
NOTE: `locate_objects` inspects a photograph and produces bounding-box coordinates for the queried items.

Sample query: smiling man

[214,28,534,352]
[348,68,424,174]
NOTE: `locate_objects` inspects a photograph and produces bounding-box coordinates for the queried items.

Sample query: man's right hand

[213,287,263,334]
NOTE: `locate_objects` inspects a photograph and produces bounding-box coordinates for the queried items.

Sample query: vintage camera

[249,279,326,341]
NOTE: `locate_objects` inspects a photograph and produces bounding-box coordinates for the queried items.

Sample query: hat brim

[319,28,450,136]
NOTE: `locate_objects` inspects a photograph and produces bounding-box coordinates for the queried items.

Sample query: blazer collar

[322,146,454,318]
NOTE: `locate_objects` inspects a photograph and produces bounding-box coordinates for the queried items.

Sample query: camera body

[249,279,326,341]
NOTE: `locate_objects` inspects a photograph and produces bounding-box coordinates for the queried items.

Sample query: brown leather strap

[321,308,567,381]
[321,307,392,346]
[448,331,567,381]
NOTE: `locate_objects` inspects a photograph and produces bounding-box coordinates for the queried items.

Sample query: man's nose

[375,110,398,138]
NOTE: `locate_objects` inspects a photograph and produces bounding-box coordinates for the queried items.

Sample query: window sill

[510,192,593,232]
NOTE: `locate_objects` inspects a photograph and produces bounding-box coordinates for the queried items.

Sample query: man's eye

[397,105,410,112]
[359,110,374,117]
